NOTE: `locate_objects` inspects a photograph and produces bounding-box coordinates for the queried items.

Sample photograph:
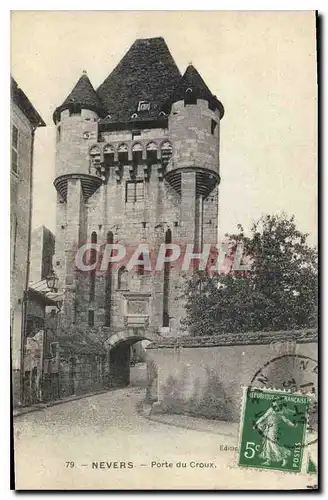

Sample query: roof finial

[188,61,193,66]
[82,69,87,75]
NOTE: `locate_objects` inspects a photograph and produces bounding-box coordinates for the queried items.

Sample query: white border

[2,3,326,499]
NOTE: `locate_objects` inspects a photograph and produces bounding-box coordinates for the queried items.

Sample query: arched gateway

[104,328,161,388]
[104,327,161,350]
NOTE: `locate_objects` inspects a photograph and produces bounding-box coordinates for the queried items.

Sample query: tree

[182,214,318,336]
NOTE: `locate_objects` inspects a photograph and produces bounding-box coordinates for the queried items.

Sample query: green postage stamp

[238,388,311,473]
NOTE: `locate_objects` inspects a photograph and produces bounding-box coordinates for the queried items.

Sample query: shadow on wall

[161,366,233,421]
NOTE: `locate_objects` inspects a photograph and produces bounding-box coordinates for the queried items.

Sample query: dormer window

[137,101,150,112]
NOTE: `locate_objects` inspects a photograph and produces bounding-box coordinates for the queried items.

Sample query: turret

[53,71,105,202]
[53,71,106,326]
[165,64,224,198]
[162,65,224,249]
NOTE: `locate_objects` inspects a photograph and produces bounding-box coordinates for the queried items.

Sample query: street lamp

[46,270,59,292]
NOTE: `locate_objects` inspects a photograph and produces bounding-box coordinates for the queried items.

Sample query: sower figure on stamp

[254,399,297,467]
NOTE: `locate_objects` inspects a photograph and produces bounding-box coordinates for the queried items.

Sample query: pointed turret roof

[165,64,224,117]
[97,37,181,125]
[53,72,105,122]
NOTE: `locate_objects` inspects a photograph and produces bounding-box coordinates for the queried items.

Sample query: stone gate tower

[53,37,224,343]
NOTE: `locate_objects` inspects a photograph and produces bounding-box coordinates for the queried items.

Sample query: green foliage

[183,214,318,336]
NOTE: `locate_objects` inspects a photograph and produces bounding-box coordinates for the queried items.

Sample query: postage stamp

[238,388,310,473]
[249,354,318,447]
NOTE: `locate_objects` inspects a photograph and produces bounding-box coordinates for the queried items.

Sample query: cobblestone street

[14,367,314,490]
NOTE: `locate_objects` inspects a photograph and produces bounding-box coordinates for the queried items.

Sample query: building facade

[11,77,46,405]
[53,37,224,386]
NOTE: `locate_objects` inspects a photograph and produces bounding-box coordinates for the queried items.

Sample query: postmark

[249,354,318,447]
[238,388,310,473]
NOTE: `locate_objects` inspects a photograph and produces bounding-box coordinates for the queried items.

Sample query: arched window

[146,142,158,163]
[132,143,143,165]
[104,144,115,166]
[89,231,97,302]
[118,266,129,290]
[118,143,128,164]
[105,231,114,326]
[136,253,145,276]
[163,228,172,327]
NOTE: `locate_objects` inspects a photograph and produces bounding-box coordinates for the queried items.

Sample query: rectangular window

[88,310,95,327]
[56,125,61,142]
[11,125,19,174]
[135,181,144,202]
[126,181,144,203]
[132,130,141,140]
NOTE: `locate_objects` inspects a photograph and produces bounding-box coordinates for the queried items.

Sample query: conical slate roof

[165,64,224,117]
[97,37,182,124]
[53,72,105,122]
[53,39,224,125]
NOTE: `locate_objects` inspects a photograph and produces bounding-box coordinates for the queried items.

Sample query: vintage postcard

[11,10,318,490]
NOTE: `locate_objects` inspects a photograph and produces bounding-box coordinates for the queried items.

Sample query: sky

[11,10,317,245]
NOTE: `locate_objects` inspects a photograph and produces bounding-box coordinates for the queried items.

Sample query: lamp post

[46,270,59,293]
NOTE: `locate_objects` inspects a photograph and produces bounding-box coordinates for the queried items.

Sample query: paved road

[14,371,314,490]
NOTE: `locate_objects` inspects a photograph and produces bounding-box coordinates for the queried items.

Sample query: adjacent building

[30,225,55,284]
[11,77,46,406]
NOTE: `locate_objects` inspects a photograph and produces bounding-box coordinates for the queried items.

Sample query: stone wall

[42,336,108,402]
[146,329,318,422]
